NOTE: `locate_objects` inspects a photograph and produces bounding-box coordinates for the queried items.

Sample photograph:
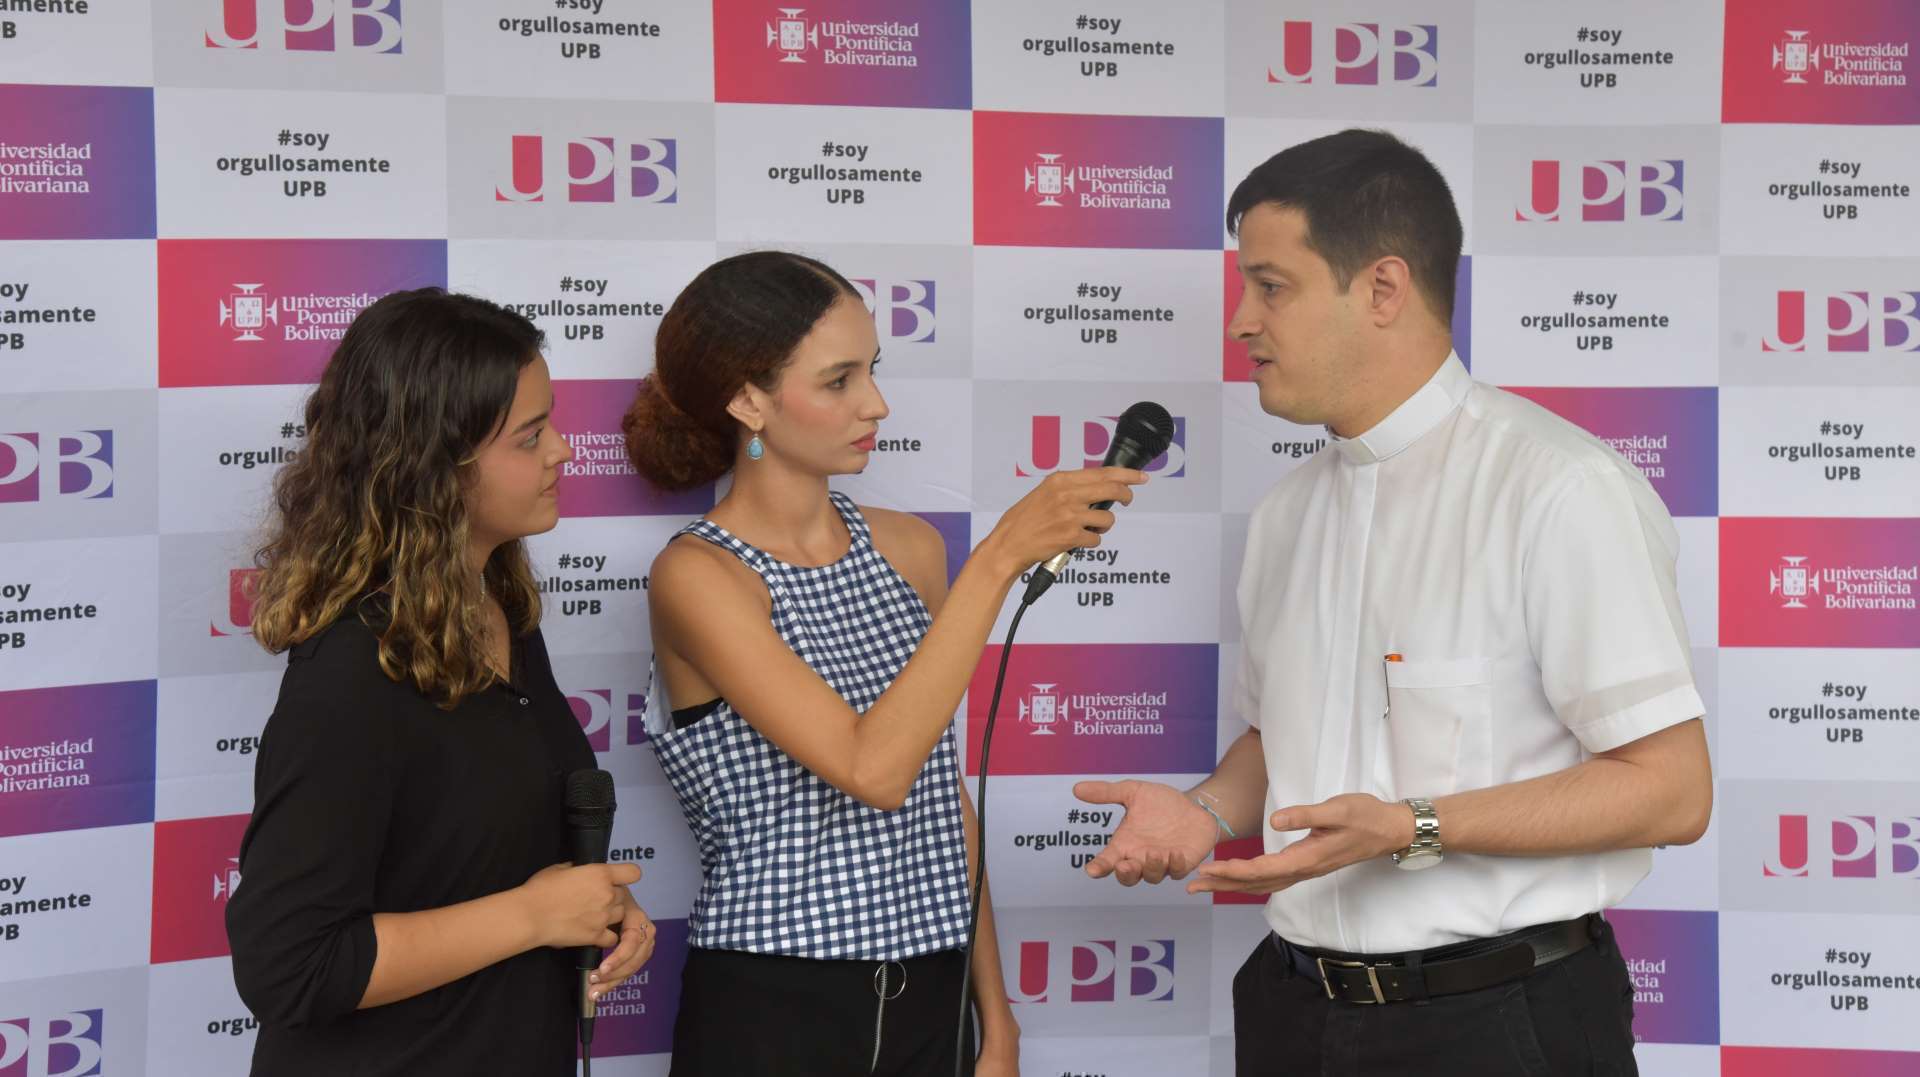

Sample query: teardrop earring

[747,434,765,461]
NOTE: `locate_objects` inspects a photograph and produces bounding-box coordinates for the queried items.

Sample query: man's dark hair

[1226,128,1463,323]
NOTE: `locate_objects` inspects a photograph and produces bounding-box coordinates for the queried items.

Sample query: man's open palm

[1073,779,1222,886]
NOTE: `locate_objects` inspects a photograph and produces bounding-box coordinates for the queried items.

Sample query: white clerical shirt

[1236,353,1705,953]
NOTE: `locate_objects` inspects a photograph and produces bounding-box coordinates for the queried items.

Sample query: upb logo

[219,283,278,343]
[1267,21,1439,87]
[1015,414,1187,478]
[210,568,264,637]
[205,0,404,53]
[0,1009,103,1077]
[849,278,936,344]
[0,432,114,504]
[1026,154,1072,207]
[1762,290,1920,352]
[1764,814,1920,878]
[1011,939,1176,1004]
[767,7,817,62]
[1516,160,1685,223]
[1771,556,1819,609]
[567,687,649,751]
[1018,683,1066,735]
[1774,29,1818,84]
[495,136,679,204]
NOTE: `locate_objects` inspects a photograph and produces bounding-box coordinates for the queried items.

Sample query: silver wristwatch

[1391,797,1443,870]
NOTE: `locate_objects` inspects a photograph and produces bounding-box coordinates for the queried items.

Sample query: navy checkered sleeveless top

[645,492,972,961]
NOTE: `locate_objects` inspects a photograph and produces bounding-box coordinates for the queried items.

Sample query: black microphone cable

[951,402,1172,1075]
[953,592,1035,1077]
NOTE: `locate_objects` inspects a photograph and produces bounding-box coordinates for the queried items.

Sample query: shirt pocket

[1373,656,1493,799]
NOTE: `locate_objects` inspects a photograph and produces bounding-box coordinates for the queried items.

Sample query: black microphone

[1021,400,1175,605]
[564,768,617,1063]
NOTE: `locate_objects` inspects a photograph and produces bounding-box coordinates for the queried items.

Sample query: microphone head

[1112,401,1175,466]
[565,768,616,824]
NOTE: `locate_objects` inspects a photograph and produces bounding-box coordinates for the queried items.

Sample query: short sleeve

[1522,465,1705,753]
[225,625,395,1028]
[1233,504,1272,730]
[1234,642,1261,729]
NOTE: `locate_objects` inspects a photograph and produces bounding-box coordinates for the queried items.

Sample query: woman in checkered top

[624,251,1146,1076]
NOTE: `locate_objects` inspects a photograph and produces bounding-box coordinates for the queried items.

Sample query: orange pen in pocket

[1382,653,1403,719]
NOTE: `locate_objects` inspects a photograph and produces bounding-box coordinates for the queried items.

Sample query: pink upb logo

[848,278,937,344]
[1011,938,1176,1004]
[0,1010,104,1077]
[210,568,265,637]
[206,0,403,53]
[1015,415,1187,478]
[1763,290,1920,352]
[1268,21,1439,86]
[1516,160,1685,223]
[566,687,649,752]
[1764,814,1920,878]
[0,431,114,504]
[495,136,679,204]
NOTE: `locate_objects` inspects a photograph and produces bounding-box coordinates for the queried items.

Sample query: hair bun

[622,375,731,491]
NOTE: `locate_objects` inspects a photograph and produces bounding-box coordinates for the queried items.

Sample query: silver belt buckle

[1315,956,1387,1005]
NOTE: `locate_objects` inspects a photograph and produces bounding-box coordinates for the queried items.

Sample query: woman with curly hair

[225,288,656,1076]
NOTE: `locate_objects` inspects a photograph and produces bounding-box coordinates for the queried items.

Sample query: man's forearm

[1187,729,1269,839]
[1433,719,1712,857]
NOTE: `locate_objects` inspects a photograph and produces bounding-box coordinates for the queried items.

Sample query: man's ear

[1364,256,1414,328]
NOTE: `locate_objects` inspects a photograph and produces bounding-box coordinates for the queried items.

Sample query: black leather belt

[1272,913,1604,1005]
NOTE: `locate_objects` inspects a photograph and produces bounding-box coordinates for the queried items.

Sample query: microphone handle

[567,819,615,1020]
[1038,495,1119,576]
[1025,434,1157,603]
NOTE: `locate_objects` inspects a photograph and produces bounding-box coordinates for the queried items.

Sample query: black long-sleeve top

[225,609,596,1076]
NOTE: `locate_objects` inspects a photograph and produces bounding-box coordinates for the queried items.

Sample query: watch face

[1396,850,1442,871]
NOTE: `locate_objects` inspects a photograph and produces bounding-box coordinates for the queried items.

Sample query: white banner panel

[1470,0,1725,126]
[1721,125,1920,258]
[1716,648,1920,784]
[524,515,693,660]
[155,385,306,536]
[443,0,714,102]
[153,88,448,239]
[155,671,281,822]
[0,824,154,983]
[0,536,157,693]
[1470,256,1720,387]
[1719,387,1920,517]
[451,239,717,382]
[973,510,1220,645]
[1718,911,1920,1051]
[145,958,260,1077]
[0,241,158,394]
[713,104,973,246]
[973,248,1221,382]
[971,0,1226,117]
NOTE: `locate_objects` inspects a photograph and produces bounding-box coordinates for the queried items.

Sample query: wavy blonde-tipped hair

[249,288,547,709]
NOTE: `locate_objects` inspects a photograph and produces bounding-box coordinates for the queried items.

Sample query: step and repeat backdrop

[3,1,1919,1074]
